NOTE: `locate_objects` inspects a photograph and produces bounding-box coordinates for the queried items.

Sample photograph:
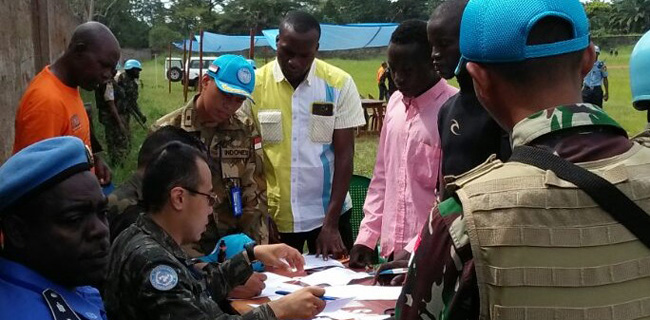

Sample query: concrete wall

[121,48,153,65]
[0,0,80,163]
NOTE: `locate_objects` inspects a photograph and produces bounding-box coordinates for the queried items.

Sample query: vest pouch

[258,110,283,143]
[310,114,335,144]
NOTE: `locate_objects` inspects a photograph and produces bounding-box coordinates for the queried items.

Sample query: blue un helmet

[631,31,650,110]
[124,59,142,71]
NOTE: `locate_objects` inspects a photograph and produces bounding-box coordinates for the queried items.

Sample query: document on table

[324,285,402,300]
[303,254,345,270]
[300,267,373,286]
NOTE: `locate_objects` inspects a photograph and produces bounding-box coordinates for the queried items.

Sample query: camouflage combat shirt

[116,72,140,116]
[395,104,633,320]
[106,173,143,241]
[152,95,268,254]
[104,214,277,320]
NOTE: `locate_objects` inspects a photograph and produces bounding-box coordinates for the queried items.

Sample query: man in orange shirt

[14,21,120,185]
[377,61,388,101]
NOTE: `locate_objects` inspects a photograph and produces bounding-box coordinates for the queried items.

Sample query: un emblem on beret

[149,265,178,291]
[237,68,252,85]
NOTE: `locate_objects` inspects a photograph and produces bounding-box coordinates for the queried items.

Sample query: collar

[511,103,625,148]
[272,59,317,87]
[402,79,450,111]
[137,214,190,262]
[0,257,104,318]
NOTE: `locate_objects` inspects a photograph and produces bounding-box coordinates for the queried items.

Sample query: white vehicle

[164,56,218,85]
[185,56,218,86]
[165,57,183,82]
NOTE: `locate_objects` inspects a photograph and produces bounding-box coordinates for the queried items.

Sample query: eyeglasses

[183,187,217,206]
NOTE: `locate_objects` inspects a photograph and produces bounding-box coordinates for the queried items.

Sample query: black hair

[430,0,468,21]
[280,11,321,38]
[483,16,585,88]
[390,19,431,61]
[142,142,209,213]
[138,126,207,168]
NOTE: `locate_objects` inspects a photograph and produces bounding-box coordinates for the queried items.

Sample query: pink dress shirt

[355,80,458,258]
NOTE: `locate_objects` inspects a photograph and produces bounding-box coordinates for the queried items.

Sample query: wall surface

[0,0,80,164]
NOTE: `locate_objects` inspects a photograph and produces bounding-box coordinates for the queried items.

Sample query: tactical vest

[452,143,650,320]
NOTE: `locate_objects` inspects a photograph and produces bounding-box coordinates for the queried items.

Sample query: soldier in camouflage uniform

[107,125,208,241]
[95,72,129,166]
[109,59,145,165]
[396,1,650,319]
[104,141,326,320]
[152,55,269,255]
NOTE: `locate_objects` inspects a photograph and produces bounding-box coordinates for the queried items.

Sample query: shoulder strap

[509,145,650,248]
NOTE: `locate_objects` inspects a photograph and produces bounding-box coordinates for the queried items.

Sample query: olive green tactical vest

[453,144,650,320]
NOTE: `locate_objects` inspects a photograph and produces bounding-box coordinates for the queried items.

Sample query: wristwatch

[244,242,257,264]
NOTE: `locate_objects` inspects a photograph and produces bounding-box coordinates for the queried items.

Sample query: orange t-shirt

[376,66,385,83]
[13,66,91,154]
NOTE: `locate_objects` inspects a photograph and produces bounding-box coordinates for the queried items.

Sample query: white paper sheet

[300,268,373,286]
[262,272,292,285]
[303,254,345,270]
[322,297,355,313]
[317,311,390,320]
[258,282,304,298]
[324,285,402,301]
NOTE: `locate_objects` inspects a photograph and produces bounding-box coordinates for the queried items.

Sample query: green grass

[83,48,644,185]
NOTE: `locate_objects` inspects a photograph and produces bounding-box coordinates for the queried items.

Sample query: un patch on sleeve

[149,265,178,291]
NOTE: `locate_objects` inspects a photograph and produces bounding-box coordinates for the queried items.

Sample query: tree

[585,0,613,36]
[609,0,650,33]
[149,25,183,52]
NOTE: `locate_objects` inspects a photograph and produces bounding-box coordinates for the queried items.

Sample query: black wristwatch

[244,242,257,262]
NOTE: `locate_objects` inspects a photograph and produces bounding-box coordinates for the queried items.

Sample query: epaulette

[444,154,504,193]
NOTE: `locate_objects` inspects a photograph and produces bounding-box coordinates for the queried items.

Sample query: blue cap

[0,137,93,214]
[193,233,264,271]
[246,59,257,69]
[631,31,650,109]
[206,55,255,102]
[456,0,590,74]
[124,59,142,71]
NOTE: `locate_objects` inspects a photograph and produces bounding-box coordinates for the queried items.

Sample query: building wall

[0,0,80,163]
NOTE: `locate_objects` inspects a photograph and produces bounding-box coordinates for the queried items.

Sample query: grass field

[83,48,646,184]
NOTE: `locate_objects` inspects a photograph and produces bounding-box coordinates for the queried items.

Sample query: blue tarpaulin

[175,23,397,53]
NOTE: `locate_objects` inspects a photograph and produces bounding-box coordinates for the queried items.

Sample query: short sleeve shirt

[239,59,366,233]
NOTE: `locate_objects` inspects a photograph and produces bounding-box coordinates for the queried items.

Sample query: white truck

[165,56,218,87]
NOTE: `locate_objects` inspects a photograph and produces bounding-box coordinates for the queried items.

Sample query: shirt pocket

[310,114,336,144]
[258,110,283,143]
[411,142,440,189]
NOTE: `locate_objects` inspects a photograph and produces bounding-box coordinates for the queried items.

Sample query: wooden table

[360,99,386,134]
[230,266,397,318]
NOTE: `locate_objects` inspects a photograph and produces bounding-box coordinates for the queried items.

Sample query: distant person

[0,137,110,320]
[115,59,147,163]
[377,61,388,101]
[396,0,650,318]
[630,31,650,129]
[104,141,327,320]
[582,45,609,107]
[13,21,118,186]
[153,55,270,253]
[349,20,457,268]
[239,11,366,257]
[429,0,511,197]
[96,67,130,166]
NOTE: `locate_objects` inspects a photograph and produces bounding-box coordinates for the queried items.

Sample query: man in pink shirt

[350,20,458,268]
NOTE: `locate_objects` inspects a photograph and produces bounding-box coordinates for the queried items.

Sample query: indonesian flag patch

[253,136,262,150]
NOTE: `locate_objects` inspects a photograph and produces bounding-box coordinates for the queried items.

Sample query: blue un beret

[0,136,93,214]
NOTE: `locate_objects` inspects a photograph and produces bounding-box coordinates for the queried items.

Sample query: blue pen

[378,268,409,276]
[275,290,337,301]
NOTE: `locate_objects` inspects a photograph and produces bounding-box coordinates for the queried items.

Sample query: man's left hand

[254,244,305,272]
[228,272,267,299]
[94,155,112,185]
[315,225,347,260]
[604,92,609,101]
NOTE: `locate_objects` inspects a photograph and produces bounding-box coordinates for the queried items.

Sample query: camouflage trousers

[102,112,131,166]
